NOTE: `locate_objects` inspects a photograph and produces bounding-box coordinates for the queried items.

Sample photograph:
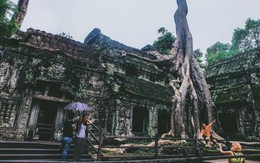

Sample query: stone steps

[0,148,59,154]
[0,141,93,162]
[0,160,69,163]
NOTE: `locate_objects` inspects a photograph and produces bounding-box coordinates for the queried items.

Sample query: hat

[231,142,242,152]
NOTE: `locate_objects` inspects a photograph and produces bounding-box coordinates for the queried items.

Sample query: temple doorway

[219,112,238,138]
[158,110,170,135]
[132,107,148,135]
[36,101,58,141]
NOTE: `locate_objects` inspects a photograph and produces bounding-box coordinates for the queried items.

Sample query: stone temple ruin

[205,49,260,139]
[0,28,174,141]
[0,28,259,141]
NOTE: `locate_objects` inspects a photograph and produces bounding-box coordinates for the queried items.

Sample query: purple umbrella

[65,102,92,112]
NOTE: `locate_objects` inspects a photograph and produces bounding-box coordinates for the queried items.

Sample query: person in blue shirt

[60,116,74,161]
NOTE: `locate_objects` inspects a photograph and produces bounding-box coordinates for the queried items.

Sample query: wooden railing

[87,126,260,162]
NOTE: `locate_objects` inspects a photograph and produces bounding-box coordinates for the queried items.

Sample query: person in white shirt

[73,113,92,161]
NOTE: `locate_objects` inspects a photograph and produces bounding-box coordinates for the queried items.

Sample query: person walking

[73,113,92,162]
[218,142,245,163]
[60,117,74,161]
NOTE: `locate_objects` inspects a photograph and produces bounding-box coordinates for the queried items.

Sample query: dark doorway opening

[36,101,58,141]
[132,107,148,135]
[158,110,170,135]
[219,113,238,138]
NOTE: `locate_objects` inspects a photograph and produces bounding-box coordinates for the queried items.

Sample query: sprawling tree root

[152,0,214,138]
[127,0,214,139]
[164,0,214,138]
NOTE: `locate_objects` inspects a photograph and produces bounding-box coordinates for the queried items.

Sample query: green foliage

[206,41,234,64]
[231,18,260,51]
[206,18,259,64]
[152,27,176,55]
[58,32,73,39]
[0,0,18,37]
[206,50,238,64]
[206,41,231,54]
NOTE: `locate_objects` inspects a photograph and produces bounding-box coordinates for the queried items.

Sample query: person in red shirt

[201,119,217,147]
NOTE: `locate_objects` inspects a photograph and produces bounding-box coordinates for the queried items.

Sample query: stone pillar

[114,99,132,136]
[55,105,64,132]
[0,101,2,126]
[114,99,121,136]
[8,103,17,127]
[238,107,245,135]
[0,102,7,126]
[148,105,158,137]
[27,101,40,130]
[17,94,33,139]
[125,106,132,136]
[252,105,260,137]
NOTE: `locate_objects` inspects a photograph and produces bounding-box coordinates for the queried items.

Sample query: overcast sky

[11,0,260,53]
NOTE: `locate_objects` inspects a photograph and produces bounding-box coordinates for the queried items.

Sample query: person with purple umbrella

[73,113,92,162]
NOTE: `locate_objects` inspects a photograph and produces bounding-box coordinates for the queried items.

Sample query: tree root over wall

[167,0,215,138]
[128,0,214,139]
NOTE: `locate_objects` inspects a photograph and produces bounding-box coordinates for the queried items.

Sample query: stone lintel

[33,95,70,103]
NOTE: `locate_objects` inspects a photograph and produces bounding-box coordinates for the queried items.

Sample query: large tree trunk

[166,0,214,138]
[13,0,29,30]
[118,0,215,139]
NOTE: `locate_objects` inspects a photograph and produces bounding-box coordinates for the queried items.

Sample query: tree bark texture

[161,0,214,138]
[13,0,29,29]
[127,0,214,138]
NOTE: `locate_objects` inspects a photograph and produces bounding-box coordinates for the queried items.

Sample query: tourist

[73,113,92,162]
[60,116,74,161]
[218,142,245,163]
[201,119,217,147]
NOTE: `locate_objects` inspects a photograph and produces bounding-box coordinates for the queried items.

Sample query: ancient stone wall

[0,28,110,140]
[0,28,173,140]
[205,48,260,139]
